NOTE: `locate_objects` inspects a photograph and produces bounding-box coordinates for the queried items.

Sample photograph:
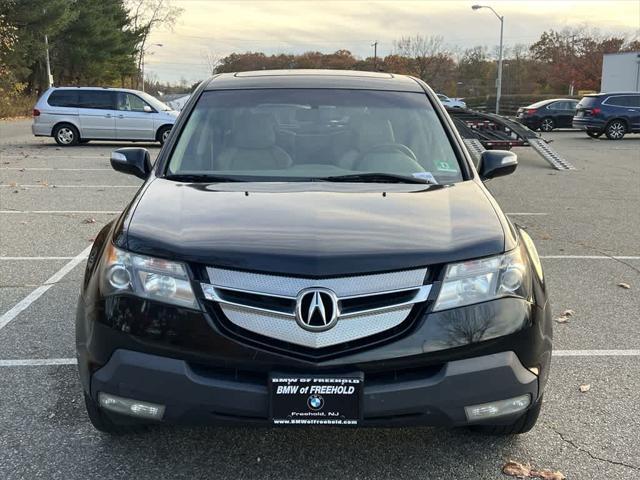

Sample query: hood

[124,179,506,277]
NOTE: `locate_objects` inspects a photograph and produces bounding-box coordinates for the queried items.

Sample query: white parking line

[540,255,640,260]
[0,246,91,331]
[0,358,77,366]
[553,350,640,356]
[0,210,119,214]
[505,213,549,216]
[0,256,75,260]
[0,184,138,188]
[0,167,111,171]
[0,350,638,367]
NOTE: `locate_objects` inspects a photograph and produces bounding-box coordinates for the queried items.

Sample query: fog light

[464,394,530,421]
[98,392,165,420]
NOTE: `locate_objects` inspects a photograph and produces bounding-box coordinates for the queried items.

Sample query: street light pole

[472,4,504,114]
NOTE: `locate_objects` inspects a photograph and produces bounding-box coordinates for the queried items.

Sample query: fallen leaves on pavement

[579,384,591,393]
[554,309,575,324]
[82,218,97,224]
[617,282,631,289]
[502,461,566,479]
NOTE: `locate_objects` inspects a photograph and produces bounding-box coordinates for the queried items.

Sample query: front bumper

[90,349,538,427]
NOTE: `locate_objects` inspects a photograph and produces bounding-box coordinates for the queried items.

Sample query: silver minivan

[32,87,179,146]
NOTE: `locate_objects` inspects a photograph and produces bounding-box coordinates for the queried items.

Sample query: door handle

[117,115,124,118]
[105,114,112,118]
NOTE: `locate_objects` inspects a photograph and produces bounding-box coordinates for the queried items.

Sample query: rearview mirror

[110,148,152,179]
[478,150,517,180]
[143,105,153,113]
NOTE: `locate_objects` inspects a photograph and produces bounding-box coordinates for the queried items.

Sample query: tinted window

[48,90,79,107]
[576,97,599,108]
[78,91,115,110]
[117,92,151,112]
[605,96,634,107]
[548,101,567,110]
[168,89,463,183]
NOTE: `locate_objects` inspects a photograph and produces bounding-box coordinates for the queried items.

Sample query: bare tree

[202,50,221,75]
[127,0,184,87]
[393,35,451,82]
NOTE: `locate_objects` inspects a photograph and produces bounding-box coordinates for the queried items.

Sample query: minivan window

[78,91,115,110]
[117,92,151,112]
[48,90,79,107]
[167,89,463,183]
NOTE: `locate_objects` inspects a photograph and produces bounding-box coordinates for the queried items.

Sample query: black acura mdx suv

[76,70,551,435]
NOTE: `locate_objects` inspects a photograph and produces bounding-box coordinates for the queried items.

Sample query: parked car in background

[573,92,640,140]
[515,99,578,132]
[436,93,467,109]
[77,70,551,436]
[32,87,178,146]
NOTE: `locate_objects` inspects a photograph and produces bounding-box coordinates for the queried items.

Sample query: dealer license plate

[269,374,363,426]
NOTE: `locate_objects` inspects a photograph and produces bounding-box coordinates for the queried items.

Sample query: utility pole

[44,34,53,88]
[43,8,53,88]
[371,41,378,70]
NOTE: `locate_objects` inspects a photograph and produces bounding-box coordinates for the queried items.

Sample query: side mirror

[111,148,152,179]
[478,150,517,180]
[143,105,153,113]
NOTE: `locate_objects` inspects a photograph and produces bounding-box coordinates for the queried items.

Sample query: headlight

[433,246,531,312]
[101,244,198,309]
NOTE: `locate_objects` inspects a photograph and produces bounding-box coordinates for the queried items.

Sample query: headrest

[351,115,395,151]
[231,112,276,149]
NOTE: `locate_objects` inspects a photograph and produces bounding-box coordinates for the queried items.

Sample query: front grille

[200,267,430,349]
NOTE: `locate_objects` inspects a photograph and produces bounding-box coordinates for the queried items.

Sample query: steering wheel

[359,143,418,162]
[355,143,423,173]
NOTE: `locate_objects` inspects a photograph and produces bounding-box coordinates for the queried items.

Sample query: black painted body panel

[123,179,507,276]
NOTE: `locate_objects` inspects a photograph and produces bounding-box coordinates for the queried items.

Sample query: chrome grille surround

[202,267,429,349]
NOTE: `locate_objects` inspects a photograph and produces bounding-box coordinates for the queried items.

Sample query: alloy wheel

[540,118,554,132]
[607,121,625,140]
[57,127,74,145]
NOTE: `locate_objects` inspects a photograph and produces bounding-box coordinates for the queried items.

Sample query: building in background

[601,51,640,92]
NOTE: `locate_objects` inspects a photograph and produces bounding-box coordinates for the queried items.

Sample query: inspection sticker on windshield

[270,374,363,425]
[436,161,458,173]
[412,172,438,183]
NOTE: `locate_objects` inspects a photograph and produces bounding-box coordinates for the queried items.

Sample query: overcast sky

[144,0,640,84]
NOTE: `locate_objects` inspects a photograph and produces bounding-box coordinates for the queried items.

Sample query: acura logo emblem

[295,288,339,332]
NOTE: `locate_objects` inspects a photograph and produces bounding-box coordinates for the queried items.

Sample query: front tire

[539,117,555,132]
[83,393,147,435]
[53,124,80,146]
[470,395,543,435]
[605,120,626,140]
[586,131,602,138]
[157,125,172,145]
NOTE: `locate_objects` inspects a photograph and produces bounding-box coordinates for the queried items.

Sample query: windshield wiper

[164,173,241,183]
[322,172,438,185]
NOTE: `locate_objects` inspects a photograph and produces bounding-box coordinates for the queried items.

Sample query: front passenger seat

[217,113,292,171]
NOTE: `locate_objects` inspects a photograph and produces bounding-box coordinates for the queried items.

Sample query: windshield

[167,89,463,183]
[138,91,172,111]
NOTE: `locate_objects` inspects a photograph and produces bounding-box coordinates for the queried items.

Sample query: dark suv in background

[516,98,578,132]
[573,92,640,139]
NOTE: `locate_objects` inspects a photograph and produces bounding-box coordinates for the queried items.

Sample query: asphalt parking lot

[0,119,638,479]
